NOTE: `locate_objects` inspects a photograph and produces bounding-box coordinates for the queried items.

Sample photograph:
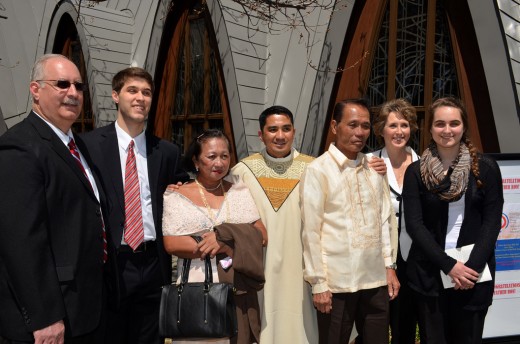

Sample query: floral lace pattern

[162,180,260,236]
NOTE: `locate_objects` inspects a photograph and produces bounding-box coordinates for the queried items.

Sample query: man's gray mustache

[63,100,80,106]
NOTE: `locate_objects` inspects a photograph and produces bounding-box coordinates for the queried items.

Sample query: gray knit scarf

[420,141,471,202]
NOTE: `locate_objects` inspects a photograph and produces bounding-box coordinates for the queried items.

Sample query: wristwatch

[386,263,397,270]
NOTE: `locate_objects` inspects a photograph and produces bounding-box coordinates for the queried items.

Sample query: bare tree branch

[166,0,366,73]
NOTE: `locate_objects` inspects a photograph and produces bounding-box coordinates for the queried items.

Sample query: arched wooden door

[52,13,94,133]
[151,0,236,164]
[323,0,499,154]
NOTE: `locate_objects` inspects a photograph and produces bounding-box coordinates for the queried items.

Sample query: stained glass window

[366,0,459,152]
[170,2,225,153]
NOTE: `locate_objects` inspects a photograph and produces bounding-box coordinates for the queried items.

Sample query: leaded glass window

[170,2,224,153]
[366,0,459,152]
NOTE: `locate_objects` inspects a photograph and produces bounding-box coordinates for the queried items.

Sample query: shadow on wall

[0,107,6,136]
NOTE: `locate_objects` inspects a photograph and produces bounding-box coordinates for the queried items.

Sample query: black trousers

[104,245,164,344]
[414,289,488,344]
[356,260,421,344]
[317,286,389,344]
[389,259,420,344]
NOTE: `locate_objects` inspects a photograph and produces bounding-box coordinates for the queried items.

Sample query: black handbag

[159,251,238,339]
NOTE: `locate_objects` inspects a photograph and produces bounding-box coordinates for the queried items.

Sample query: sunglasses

[37,79,87,92]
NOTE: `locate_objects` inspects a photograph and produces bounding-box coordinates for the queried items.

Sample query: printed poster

[496,203,520,272]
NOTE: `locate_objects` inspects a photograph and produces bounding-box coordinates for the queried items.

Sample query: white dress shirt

[115,121,156,243]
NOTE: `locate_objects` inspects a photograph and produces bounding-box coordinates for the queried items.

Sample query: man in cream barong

[301,98,400,344]
[230,106,318,344]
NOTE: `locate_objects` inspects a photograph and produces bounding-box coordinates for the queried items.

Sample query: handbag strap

[204,252,213,284]
[180,236,213,285]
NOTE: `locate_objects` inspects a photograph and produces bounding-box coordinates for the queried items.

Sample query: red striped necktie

[123,140,144,250]
[68,137,88,178]
[68,137,108,263]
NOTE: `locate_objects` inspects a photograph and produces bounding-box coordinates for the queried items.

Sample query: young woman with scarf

[402,97,503,343]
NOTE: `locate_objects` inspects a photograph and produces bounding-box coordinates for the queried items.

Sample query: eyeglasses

[36,80,87,92]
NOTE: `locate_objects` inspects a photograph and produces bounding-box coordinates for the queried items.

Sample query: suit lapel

[146,134,162,224]
[100,124,125,213]
[381,147,419,195]
[75,134,105,201]
[27,112,97,198]
[380,148,401,194]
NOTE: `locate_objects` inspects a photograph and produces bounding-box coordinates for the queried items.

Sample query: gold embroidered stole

[240,152,314,212]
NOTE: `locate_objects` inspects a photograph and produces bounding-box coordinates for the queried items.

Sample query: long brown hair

[429,97,483,188]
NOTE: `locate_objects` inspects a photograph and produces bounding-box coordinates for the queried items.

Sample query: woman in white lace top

[162,129,267,344]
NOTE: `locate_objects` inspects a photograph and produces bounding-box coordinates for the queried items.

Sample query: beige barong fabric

[300,144,395,294]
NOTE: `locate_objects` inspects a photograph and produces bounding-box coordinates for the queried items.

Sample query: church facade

[0,0,519,160]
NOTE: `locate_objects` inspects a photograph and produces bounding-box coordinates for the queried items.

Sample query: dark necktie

[124,140,144,250]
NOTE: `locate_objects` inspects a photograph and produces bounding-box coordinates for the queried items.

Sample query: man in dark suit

[82,67,187,343]
[0,54,106,343]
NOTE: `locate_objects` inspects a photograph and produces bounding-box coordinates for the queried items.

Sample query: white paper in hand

[440,244,492,289]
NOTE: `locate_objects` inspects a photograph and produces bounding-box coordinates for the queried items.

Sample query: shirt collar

[115,121,146,155]
[33,111,73,146]
[327,143,365,169]
[260,147,296,163]
[379,146,419,161]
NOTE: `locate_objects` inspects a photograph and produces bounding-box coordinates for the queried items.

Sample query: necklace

[195,178,222,191]
[195,179,229,225]
[392,163,409,185]
[387,150,411,186]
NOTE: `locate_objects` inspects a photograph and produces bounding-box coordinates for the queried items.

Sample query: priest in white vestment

[230,106,318,344]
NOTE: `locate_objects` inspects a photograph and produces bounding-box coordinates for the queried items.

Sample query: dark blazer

[403,154,503,310]
[81,123,187,304]
[0,112,105,340]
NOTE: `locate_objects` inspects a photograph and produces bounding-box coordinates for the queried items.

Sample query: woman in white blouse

[367,99,421,344]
